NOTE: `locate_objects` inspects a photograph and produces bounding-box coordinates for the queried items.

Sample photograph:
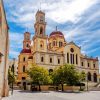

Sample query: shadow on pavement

[18,90,85,94]
[54,90,85,94]
[18,90,50,94]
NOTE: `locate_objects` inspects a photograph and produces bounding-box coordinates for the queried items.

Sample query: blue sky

[3,0,100,61]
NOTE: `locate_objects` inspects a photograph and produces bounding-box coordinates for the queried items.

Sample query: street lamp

[11,58,15,95]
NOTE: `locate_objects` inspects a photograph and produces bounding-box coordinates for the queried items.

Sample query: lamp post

[11,58,15,95]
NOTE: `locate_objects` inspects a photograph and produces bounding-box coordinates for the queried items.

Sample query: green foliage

[78,71,86,82]
[8,69,15,85]
[27,64,51,85]
[52,64,80,86]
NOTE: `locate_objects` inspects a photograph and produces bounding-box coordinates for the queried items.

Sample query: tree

[52,64,80,91]
[8,69,15,85]
[79,71,86,82]
[78,71,86,90]
[52,66,66,91]
[27,64,51,91]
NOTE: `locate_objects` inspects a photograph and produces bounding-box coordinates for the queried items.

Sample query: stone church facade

[0,0,9,98]
[18,10,99,86]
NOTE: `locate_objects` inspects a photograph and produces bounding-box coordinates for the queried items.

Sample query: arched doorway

[49,69,53,75]
[93,73,97,82]
[23,82,26,90]
[87,72,91,81]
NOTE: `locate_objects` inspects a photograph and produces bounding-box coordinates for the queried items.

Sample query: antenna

[40,2,42,10]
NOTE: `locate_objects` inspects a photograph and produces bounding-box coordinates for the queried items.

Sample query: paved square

[2,90,100,100]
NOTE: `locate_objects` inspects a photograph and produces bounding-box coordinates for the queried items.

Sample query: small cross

[56,26,58,31]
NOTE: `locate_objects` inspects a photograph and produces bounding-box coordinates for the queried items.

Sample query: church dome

[20,49,31,53]
[49,31,64,37]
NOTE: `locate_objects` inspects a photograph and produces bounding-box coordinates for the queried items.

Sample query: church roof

[83,56,98,61]
[49,31,64,37]
[20,49,31,53]
[67,41,81,49]
[36,10,45,15]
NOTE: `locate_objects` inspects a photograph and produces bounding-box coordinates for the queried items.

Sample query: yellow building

[0,0,9,97]
[18,10,99,87]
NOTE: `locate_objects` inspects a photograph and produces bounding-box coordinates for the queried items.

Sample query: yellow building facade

[18,10,99,87]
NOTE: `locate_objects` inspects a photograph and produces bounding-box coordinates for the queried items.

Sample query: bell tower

[34,10,46,37]
[32,10,48,53]
[23,32,31,49]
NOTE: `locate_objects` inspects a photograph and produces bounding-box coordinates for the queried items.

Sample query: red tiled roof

[50,31,64,37]
[84,57,98,61]
[20,49,31,53]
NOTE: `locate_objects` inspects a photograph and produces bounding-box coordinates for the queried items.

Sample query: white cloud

[45,0,98,23]
[4,0,98,28]
[4,0,100,61]
[9,32,23,58]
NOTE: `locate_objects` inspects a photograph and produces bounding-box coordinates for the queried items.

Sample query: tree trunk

[39,84,41,91]
[80,84,81,90]
[61,84,64,91]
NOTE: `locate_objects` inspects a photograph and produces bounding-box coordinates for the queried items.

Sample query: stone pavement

[2,90,100,100]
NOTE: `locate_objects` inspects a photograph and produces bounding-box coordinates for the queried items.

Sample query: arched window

[40,44,42,48]
[93,73,97,82]
[76,54,78,64]
[72,54,74,64]
[26,44,29,47]
[59,42,63,47]
[87,72,91,81]
[56,41,57,46]
[93,63,95,68]
[70,54,73,64]
[41,57,44,62]
[88,63,90,67]
[58,58,60,64]
[81,62,84,66]
[23,57,25,62]
[40,40,44,49]
[23,66,25,72]
[50,58,52,63]
[67,53,69,63]
[53,41,56,46]
[40,27,43,34]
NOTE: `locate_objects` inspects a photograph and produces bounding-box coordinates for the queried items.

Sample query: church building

[18,10,99,87]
